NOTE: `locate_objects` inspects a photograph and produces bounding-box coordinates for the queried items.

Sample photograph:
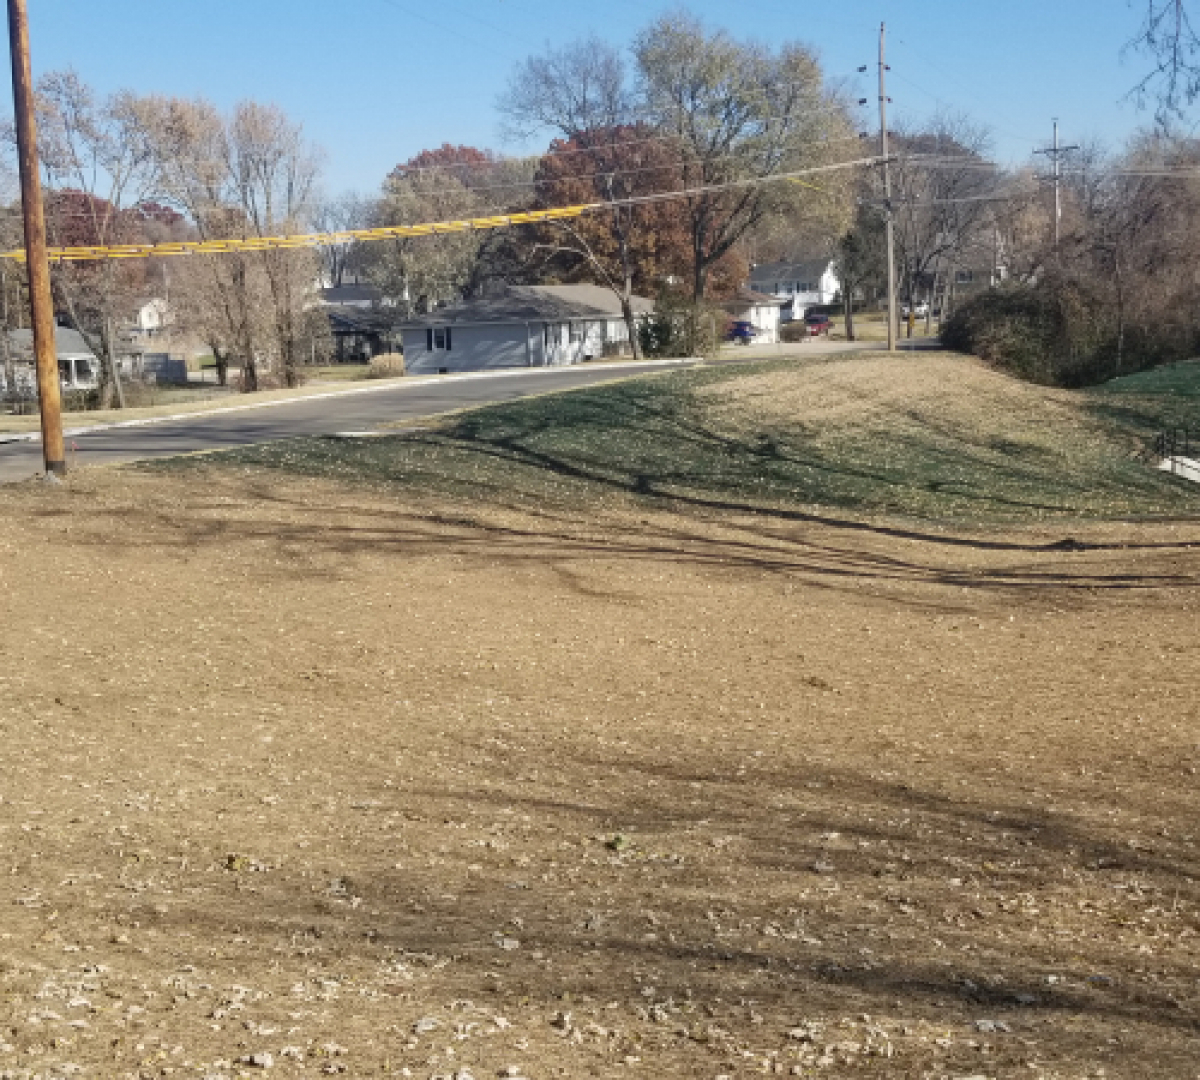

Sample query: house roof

[401,284,654,328]
[7,327,96,360]
[750,258,834,282]
[320,283,385,306]
[722,287,780,309]
[325,304,402,334]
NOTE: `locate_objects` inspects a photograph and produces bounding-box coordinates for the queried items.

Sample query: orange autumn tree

[531,125,746,357]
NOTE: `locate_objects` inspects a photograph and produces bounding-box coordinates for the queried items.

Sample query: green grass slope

[158,351,1200,524]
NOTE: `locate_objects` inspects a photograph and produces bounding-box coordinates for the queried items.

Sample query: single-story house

[721,288,782,344]
[4,326,99,390]
[399,284,654,375]
[749,258,841,321]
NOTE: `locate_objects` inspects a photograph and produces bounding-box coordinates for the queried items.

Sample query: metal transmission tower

[6,0,64,477]
[1034,119,1079,251]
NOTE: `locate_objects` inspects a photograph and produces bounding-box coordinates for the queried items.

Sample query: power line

[0,155,883,263]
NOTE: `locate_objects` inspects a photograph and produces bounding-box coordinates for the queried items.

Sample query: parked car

[726,320,758,345]
[804,312,833,336]
[901,301,930,319]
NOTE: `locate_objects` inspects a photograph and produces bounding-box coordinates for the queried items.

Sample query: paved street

[0,340,888,484]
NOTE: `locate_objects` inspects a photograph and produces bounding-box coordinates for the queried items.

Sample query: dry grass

[0,353,1198,1079]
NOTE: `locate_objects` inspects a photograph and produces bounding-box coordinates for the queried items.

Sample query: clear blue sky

[6,0,1167,196]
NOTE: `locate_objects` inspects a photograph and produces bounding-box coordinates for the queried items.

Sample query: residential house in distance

[399,284,653,375]
[749,257,841,321]
[319,283,392,309]
[315,282,403,363]
[721,287,782,344]
[5,326,99,390]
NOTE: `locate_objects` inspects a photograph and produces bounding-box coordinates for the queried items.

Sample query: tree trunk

[212,345,229,387]
[103,317,126,411]
[843,289,855,341]
[620,293,643,362]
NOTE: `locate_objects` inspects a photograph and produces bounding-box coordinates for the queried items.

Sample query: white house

[131,298,171,340]
[749,258,841,321]
[399,284,654,375]
[721,288,782,344]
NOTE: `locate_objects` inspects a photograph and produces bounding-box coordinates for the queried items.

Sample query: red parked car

[805,312,833,336]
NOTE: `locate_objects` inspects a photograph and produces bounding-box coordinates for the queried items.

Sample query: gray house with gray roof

[399,284,653,375]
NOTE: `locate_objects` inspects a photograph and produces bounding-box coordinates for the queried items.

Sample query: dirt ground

[1,464,1198,1080]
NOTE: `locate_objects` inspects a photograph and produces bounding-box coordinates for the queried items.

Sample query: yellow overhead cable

[0,156,882,264]
[0,204,599,264]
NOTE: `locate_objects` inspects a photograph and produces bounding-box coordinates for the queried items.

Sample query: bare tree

[885,114,998,334]
[312,191,377,288]
[501,37,659,355]
[634,12,855,301]
[134,95,326,390]
[22,71,162,406]
[1127,1,1200,120]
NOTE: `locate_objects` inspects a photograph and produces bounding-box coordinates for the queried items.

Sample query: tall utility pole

[6,0,64,477]
[878,23,897,353]
[1034,119,1078,251]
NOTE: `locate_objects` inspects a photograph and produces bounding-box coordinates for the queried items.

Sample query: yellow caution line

[1,203,600,263]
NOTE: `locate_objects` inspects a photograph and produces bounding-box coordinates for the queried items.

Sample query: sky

[2,0,1173,196]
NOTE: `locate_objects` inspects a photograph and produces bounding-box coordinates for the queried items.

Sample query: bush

[639,294,723,358]
[941,281,1195,388]
[367,352,406,379]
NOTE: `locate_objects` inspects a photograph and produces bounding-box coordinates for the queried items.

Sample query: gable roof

[325,304,403,334]
[320,283,385,307]
[7,327,96,360]
[750,258,835,282]
[722,287,781,309]
[401,284,654,328]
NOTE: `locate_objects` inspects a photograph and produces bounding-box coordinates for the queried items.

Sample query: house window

[427,327,451,350]
[570,323,584,342]
[955,270,974,284]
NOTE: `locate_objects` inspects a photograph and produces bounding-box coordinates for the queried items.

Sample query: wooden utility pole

[7,0,64,477]
[879,23,898,353]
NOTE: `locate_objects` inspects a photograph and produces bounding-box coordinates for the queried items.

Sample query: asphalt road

[0,362,697,484]
[0,340,890,484]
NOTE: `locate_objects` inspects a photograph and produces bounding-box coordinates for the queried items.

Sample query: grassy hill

[163,350,1200,523]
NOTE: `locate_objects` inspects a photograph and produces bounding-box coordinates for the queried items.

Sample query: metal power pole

[1034,119,1078,253]
[7,0,63,477]
[879,23,897,353]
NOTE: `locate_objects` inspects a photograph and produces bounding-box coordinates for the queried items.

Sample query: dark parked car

[727,320,758,344]
[805,312,833,336]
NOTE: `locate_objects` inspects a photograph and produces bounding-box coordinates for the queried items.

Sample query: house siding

[402,324,532,374]
[402,318,624,375]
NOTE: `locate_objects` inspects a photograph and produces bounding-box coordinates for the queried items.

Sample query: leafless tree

[501,37,656,355]
[634,12,855,301]
[312,191,377,288]
[16,71,161,406]
[134,95,327,390]
[1127,1,1200,120]
[884,114,999,333]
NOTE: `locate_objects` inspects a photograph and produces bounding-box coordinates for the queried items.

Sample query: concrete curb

[0,357,699,446]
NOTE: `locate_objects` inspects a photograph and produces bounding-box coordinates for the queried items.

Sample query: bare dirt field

[1,353,1198,1080]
